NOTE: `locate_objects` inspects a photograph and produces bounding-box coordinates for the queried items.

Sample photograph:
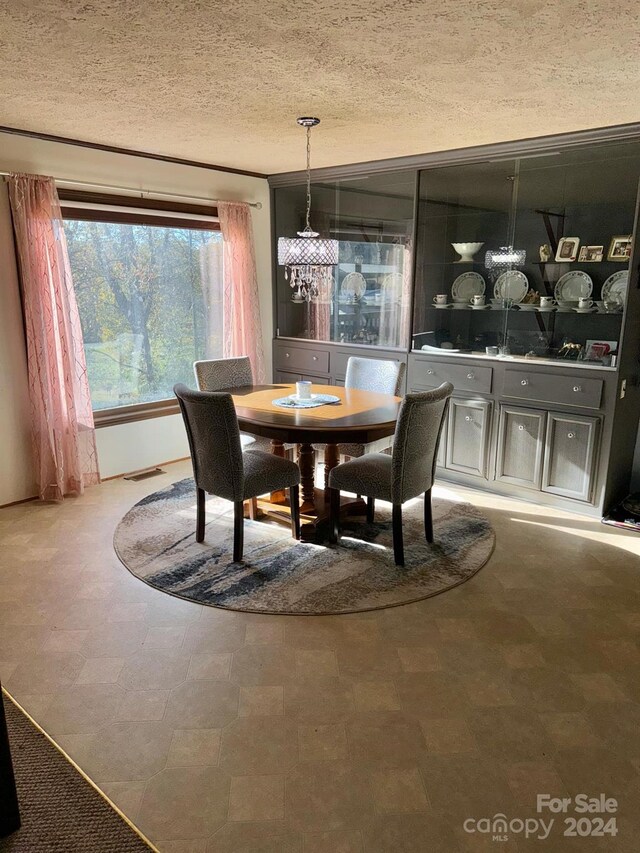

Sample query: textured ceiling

[1,0,639,175]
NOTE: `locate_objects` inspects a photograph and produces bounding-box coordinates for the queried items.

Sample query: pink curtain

[218,201,266,382]
[8,174,100,501]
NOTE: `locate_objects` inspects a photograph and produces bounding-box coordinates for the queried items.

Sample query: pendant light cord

[305,125,312,231]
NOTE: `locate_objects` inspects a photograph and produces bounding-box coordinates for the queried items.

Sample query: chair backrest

[174,384,244,501]
[194,356,253,392]
[390,383,453,503]
[345,356,405,396]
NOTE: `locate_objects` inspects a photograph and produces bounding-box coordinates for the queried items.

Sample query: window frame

[60,190,220,427]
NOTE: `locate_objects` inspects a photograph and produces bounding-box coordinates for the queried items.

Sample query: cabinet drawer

[274,343,329,375]
[542,413,599,502]
[412,358,492,395]
[445,398,492,478]
[503,369,603,410]
[274,370,301,383]
[496,406,546,490]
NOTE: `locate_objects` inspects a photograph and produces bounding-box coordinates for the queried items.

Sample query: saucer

[433,303,453,309]
[471,304,490,310]
[536,306,557,312]
[573,307,597,314]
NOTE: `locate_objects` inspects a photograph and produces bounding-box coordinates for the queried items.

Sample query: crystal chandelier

[277,117,338,302]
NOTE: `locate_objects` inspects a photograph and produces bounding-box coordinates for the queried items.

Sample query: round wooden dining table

[227,383,402,541]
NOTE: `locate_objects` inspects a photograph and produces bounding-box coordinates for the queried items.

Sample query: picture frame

[555,237,580,262]
[578,245,604,263]
[608,235,632,261]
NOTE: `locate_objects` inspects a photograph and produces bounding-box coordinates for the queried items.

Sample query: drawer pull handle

[312,356,318,361]
[285,352,290,358]
[573,385,581,392]
[467,373,475,380]
[567,431,576,439]
[520,379,528,386]
[427,369,434,375]
[465,416,474,423]
[518,425,524,431]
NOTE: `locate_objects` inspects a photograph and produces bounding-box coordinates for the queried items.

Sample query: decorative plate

[494,270,529,303]
[381,272,404,303]
[554,270,593,302]
[340,272,367,301]
[602,270,629,304]
[451,272,485,302]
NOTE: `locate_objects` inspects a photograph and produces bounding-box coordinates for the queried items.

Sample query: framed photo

[608,235,632,261]
[555,237,580,262]
[578,245,604,262]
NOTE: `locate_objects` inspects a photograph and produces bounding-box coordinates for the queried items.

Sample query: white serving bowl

[452,242,484,263]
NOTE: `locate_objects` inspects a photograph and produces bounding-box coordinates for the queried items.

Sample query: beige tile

[136,766,229,840]
[362,814,458,853]
[335,644,403,681]
[286,762,374,833]
[118,649,190,690]
[0,661,18,681]
[228,774,285,821]
[167,729,221,768]
[570,672,629,702]
[239,685,284,717]
[108,602,149,623]
[284,678,354,722]
[42,683,124,735]
[75,720,174,783]
[421,717,477,754]
[353,681,400,712]
[245,621,285,645]
[371,767,429,814]
[540,711,602,748]
[346,712,425,768]
[206,822,301,853]
[461,672,516,707]
[42,629,89,654]
[162,842,208,853]
[81,621,149,658]
[397,646,441,673]
[219,717,298,775]
[295,648,339,678]
[165,681,239,729]
[101,780,147,821]
[303,831,363,853]
[144,625,187,649]
[298,724,348,762]
[230,644,296,685]
[116,689,170,721]
[505,761,568,804]
[435,618,476,641]
[186,652,231,681]
[8,652,85,693]
[77,657,126,685]
[183,620,246,654]
[501,643,546,668]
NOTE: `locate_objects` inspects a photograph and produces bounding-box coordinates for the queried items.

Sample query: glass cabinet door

[412,160,515,354]
[506,142,639,365]
[274,171,415,347]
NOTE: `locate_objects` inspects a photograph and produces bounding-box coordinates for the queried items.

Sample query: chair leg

[424,488,433,543]
[290,485,301,540]
[233,500,244,562]
[329,487,340,544]
[196,488,205,542]
[392,503,404,566]
[366,495,375,524]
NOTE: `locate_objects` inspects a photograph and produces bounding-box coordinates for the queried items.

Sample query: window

[62,193,222,419]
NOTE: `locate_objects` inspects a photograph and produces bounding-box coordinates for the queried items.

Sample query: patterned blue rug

[113,478,495,615]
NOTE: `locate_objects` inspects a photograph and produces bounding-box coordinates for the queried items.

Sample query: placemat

[272,394,340,409]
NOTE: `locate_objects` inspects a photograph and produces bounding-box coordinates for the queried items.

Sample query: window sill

[94,399,180,428]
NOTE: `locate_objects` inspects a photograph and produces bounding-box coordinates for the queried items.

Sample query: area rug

[114,478,495,615]
[0,689,155,852]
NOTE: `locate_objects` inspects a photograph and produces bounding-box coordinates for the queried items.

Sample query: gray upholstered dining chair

[174,384,301,562]
[193,356,271,452]
[313,357,406,477]
[328,382,453,566]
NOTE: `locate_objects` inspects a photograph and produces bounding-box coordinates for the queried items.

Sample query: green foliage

[65,219,223,409]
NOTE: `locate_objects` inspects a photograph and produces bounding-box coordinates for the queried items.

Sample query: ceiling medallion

[277,117,338,302]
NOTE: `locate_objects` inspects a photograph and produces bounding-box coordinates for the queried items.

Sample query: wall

[0,132,271,503]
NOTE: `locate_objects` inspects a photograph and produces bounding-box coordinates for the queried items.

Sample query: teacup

[539,296,556,308]
[578,297,594,309]
[433,294,448,305]
[603,299,620,312]
[296,380,312,400]
[470,295,486,307]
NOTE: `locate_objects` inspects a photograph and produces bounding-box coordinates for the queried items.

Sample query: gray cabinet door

[496,406,546,490]
[542,413,599,502]
[445,398,491,478]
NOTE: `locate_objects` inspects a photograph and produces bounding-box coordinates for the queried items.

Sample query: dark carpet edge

[0,688,158,853]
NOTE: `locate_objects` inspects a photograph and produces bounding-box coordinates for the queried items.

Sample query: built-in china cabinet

[269,126,640,516]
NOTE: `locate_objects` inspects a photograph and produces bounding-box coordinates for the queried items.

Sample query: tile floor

[1,460,640,851]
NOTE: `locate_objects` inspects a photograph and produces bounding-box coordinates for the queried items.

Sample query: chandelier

[277,117,338,302]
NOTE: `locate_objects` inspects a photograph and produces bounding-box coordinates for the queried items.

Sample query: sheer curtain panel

[8,174,100,500]
[218,201,266,383]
